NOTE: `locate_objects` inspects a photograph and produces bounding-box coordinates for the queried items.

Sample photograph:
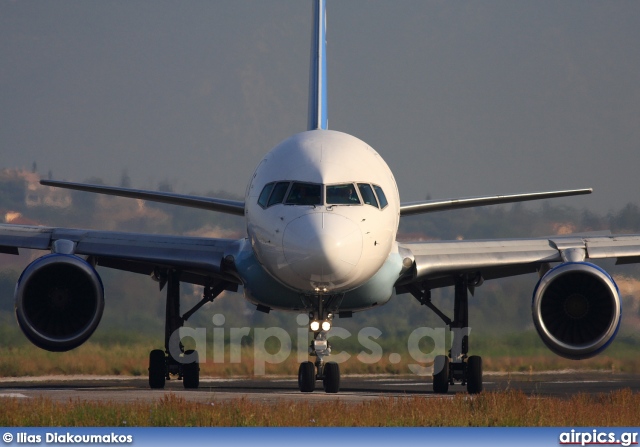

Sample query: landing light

[310,320,331,332]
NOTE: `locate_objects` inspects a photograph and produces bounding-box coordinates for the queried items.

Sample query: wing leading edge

[399,188,592,216]
[0,224,242,287]
[40,180,245,216]
[397,234,640,290]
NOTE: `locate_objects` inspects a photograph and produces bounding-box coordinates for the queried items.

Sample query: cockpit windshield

[373,184,388,208]
[326,184,360,205]
[258,181,387,209]
[357,183,378,207]
[268,182,290,207]
[285,182,322,206]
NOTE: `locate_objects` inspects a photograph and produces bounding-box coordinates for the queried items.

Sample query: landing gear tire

[323,362,340,393]
[298,361,315,392]
[182,349,200,389]
[433,355,449,394]
[466,355,483,394]
[148,349,166,389]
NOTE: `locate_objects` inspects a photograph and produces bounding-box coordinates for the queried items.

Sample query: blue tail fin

[308,0,328,130]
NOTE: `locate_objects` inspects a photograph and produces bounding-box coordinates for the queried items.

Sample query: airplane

[1,0,639,394]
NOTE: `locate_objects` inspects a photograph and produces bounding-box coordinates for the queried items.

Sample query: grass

[0,390,638,426]
[0,344,636,378]
[0,334,639,378]
[0,343,149,377]
[0,331,637,428]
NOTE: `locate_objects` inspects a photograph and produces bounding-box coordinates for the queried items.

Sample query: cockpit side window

[285,182,322,206]
[326,184,361,205]
[267,182,290,207]
[257,183,275,208]
[357,183,378,208]
[373,185,388,209]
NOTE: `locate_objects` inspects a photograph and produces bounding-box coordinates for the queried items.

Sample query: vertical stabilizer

[308,0,328,130]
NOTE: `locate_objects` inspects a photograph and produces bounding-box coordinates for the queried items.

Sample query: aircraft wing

[40,180,246,216]
[397,234,640,290]
[0,224,243,287]
[399,188,592,216]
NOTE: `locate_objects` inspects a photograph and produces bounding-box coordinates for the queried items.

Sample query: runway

[0,371,638,404]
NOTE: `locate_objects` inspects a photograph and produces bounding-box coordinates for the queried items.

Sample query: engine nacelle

[532,262,621,360]
[15,254,105,352]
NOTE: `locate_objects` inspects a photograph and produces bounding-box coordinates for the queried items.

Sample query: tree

[119,170,132,188]
[0,177,26,210]
[157,179,174,193]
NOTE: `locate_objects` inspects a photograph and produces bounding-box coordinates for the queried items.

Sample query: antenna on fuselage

[308,0,328,131]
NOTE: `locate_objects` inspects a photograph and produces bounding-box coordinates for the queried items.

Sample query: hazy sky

[2,0,639,213]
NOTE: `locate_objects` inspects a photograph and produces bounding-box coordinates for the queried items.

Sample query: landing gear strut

[297,294,342,393]
[148,270,227,390]
[410,274,483,394]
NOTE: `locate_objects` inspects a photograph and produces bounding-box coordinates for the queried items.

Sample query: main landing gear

[298,295,342,393]
[148,270,228,390]
[410,274,483,394]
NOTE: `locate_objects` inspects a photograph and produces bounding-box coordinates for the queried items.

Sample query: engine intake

[532,262,621,360]
[15,254,105,352]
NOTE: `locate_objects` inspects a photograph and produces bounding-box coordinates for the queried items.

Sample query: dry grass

[0,344,149,377]
[482,354,640,374]
[0,390,638,426]
[0,342,638,378]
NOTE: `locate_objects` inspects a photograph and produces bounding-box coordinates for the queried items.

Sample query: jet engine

[532,262,621,360]
[15,254,105,352]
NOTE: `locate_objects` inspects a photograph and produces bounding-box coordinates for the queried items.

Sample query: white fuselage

[245,129,400,295]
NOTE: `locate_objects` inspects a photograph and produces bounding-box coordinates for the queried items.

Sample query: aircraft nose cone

[283,213,363,283]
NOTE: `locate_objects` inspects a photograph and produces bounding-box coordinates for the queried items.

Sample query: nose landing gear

[298,327,341,393]
[297,296,342,393]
